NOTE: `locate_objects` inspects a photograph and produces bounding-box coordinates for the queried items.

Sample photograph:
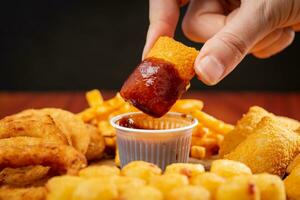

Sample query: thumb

[194,6,272,85]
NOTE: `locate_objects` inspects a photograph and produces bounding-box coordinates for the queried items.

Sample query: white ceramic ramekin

[110,112,198,170]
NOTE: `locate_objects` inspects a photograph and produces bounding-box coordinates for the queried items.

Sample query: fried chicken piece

[224,116,300,176]
[0,110,68,145]
[287,153,300,174]
[0,137,87,175]
[0,165,50,187]
[0,186,46,200]
[84,124,105,161]
[121,36,198,117]
[219,106,300,157]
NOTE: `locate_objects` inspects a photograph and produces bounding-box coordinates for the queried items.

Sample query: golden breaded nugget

[253,173,285,200]
[277,116,300,131]
[216,176,260,200]
[166,185,210,200]
[146,36,198,81]
[149,174,189,196]
[284,167,300,200]
[210,159,252,178]
[84,124,105,161]
[225,117,300,176]
[0,186,46,200]
[190,146,206,159]
[120,185,163,200]
[164,163,205,178]
[287,153,300,174]
[79,165,120,178]
[121,161,162,182]
[190,172,225,199]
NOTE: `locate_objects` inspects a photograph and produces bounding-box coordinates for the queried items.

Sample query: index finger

[142,0,180,59]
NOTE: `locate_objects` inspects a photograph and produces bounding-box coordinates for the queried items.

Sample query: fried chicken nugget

[0,137,87,175]
[0,110,68,145]
[287,153,300,174]
[284,167,300,200]
[84,124,105,161]
[0,165,50,187]
[0,186,46,200]
[225,116,300,176]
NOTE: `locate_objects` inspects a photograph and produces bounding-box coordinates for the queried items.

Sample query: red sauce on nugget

[120,57,188,118]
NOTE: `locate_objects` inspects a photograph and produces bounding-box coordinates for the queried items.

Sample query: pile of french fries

[78,90,234,164]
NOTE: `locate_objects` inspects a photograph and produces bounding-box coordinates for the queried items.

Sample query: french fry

[171,99,203,114]
[86,89,103,107]
[77,108,96,123]
[191,146,206,159]
[115,148,120,167]
[98,121,115,137]
[104,137,116,148]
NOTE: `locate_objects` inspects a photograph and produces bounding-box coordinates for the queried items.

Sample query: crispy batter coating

[284,167,300,200]
[225,116,300,176]
[0,165,50,187]
[146,36,198,81]
[0,137,87,175]
[84,124,105,161]
[0,186,46,200]
[287,153,300,174]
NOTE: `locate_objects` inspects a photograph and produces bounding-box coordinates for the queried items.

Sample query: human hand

[143,0,300,85]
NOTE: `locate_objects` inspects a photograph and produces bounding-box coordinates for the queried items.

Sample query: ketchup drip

[120,57,187,117]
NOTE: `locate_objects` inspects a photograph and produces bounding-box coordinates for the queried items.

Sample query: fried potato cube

[115,176,146,193]
[79,165,120,178]
[166,185,210,200]
[120,186,163,200]
[224,117,300,176]
[164,163,205,178]
[146,36,198,81]
[46,175,83,200]
[190,172,226,198]
[86,89,103,107]
[191,145,206,159]
[284,167,300,200]
[149,174,189,196]
[216,176,260,200]
[72,178,118,200]
[253,173,285,200]
[121,161,162,182]
[211,159,252,178]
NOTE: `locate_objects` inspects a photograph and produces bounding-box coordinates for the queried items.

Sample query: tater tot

[284,167,300,200]
[164,163,205,178]
[190,172,226,199]
[216,176,260,200]
[79,165,120,178]
[72,178,118,200]
[46,176,83,200]
[166,185,210,200]
[191,146,206,159]
[211,159,252,178]
[149,174,189,196]
[253,173,285,200]
[120,186,163,200]
[115,176,146,193]
[121,161,162,182]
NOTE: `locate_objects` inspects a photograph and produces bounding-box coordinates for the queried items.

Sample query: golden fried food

[277,116,300,131]
[0,137,87,175]
[121,161,162,182]
[225,116,300,176]
[190,146,206,159]
[86,89,103,107]
[170,99,203,114]
[216,176,260,200]
[284,167,300,200]
[149,174,189,196]
[210,159,252,178]
[253,173,285,200]
[72,178,118,200]
[46,175,84,200]
[115,176,146,193]
[190,172,225,199]
[0,186,46,200]
[120,185,163,200]
[0,165,50,187]
[166,185,210,200]
[219,106,271,157]
[287,153,300,174]
[79,165,120,178]
[120,37,199,117]
[164,163,205,178]
[0,109,68,145]
[84,124,105,161]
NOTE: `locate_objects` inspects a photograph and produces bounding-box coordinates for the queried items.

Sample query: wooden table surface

[0,91,299,123]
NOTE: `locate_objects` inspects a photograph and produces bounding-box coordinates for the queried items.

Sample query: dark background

[1,0,299,91]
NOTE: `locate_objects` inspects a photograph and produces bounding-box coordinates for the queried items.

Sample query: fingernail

[195,56,225,85]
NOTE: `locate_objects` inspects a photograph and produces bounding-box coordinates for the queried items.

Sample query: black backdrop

[1,0,300,91]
